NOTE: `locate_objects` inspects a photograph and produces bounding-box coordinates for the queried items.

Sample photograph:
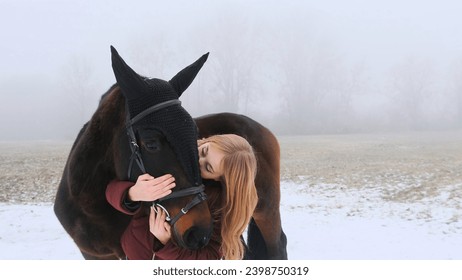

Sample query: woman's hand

[127,174,175,202]
[149,206,172,245]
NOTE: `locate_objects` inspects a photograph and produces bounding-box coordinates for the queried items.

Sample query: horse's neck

[69,88,125,194]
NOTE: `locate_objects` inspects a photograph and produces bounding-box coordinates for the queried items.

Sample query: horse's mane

[98,84,118,107]
[67,86,125,207]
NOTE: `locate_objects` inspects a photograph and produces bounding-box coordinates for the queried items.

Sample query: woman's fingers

[149,206,171,244]
[157,206,167,223]
[151,207,167,221]
[148,176,175,201]
[151,207,163,228]
[152,175,175,189]
[164,222,171,235]
[139,173,174,186]
[139,173,154,181]
[149,207,156,233]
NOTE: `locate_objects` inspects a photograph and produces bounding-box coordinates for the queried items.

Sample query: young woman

[106,134,258,260]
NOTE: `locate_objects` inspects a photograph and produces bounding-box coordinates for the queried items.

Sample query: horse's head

[110,46,212,250]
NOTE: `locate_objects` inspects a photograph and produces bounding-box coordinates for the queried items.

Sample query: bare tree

[58,55,96,137]
[204,11,261,114]
[450,58,462,128]
[276,27,347,134]
[127,34,173,78]
[331,61,367,133]
[388,57,436,130]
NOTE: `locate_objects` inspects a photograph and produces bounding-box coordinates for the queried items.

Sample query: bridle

[153,184,207,225]
[125,99,207,225]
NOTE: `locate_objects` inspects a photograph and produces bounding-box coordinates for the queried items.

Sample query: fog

[1,0,462,140]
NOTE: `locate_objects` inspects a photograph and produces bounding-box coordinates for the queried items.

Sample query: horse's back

[195,112,280,165]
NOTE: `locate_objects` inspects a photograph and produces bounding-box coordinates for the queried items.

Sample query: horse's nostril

[183,226,211,250]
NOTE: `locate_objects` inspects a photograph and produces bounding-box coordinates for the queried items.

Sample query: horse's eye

[144,141,160,151]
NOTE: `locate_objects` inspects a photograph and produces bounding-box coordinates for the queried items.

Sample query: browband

[127,99,181,127]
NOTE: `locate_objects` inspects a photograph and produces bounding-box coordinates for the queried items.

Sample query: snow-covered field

[281,181,461,259]
[0,180,461,260]
[1,131,461,260]
[0,185,461,260]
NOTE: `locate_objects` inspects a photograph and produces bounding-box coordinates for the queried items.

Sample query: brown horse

[54,47,287,260]
[54,46,213,259]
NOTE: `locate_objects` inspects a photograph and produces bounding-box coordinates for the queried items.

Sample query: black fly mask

[125,79,202,185]
[111,46,207,199]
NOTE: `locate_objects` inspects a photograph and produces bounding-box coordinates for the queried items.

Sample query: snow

[0,181,461,260]
[281,181,462,259]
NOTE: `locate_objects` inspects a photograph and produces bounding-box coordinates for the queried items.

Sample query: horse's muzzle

[157,185,212,250]
[182,225,213,250]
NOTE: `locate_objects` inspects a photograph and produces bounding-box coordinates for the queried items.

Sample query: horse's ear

[111,46,147,100]
[169,52,209,97]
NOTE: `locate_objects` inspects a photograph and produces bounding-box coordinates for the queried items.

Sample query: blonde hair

[198,134,258,260]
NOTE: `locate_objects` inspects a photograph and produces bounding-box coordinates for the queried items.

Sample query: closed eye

[201,146,213,173]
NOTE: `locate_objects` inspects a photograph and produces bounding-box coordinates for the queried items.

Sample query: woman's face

[198,142,225,181]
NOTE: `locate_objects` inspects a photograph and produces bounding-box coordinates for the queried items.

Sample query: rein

[125,99,207,225]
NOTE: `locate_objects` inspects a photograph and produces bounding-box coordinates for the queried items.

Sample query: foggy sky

[1,0,462,140]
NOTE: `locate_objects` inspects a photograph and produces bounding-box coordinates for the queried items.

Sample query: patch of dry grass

[1,130,461,205]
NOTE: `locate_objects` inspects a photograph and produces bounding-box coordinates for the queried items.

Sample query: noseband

[153,184,207,225]
[125,99,207,225]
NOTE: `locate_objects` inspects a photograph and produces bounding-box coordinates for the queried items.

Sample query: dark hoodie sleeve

[106,180,141,215]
